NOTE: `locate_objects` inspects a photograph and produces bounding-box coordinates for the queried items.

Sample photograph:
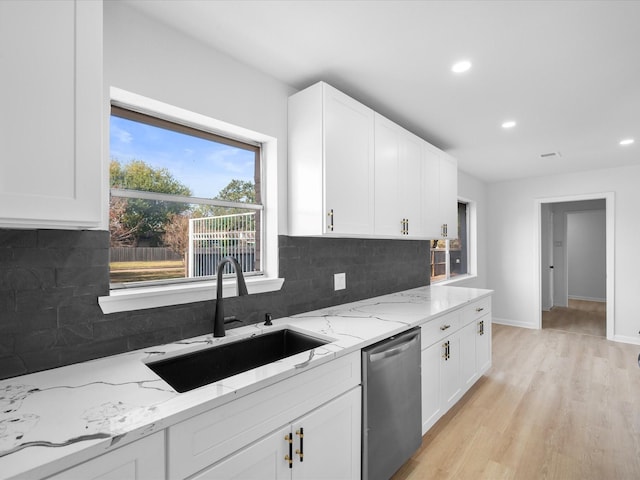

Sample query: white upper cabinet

[439,152,459,238]
[423,144,458,239]
[0,0,103,229]
[289,82,375,236]
[374,114,425,238]
[288,82,458,239]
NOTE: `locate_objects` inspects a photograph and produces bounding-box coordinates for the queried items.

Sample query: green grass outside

[110,260,186,283]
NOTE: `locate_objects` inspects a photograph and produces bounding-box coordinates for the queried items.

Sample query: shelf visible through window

[430,202,468,283]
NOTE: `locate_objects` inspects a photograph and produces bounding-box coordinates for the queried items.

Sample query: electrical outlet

[334,272,346,291]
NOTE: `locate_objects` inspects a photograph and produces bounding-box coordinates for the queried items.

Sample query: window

[430,201,469,283]
[109,106,262,287]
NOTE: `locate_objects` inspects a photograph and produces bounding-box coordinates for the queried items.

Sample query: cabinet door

[324,85,375,235]
[421,144,442,238]
[399,130,425,238]
[459,320,478,393]
[438,153,458,239]
[374,115,425,238]
[47,432,165,480]
[422,147,458,239]
[440,333,461,413]
[476,316,492,375]
[292,387,361,480]
[0,0,102,229]
[192,426,290,480]
[374,114,401,236]
[421,341,442,434]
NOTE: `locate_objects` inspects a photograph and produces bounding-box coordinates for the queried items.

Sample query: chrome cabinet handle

[440,324,451,331]
[476,307,484,313]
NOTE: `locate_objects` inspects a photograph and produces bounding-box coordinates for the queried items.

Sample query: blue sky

[110,116,256,198]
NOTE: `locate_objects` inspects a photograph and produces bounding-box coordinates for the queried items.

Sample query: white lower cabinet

[420,340,442,433]
[195,388,361,480]
[420,296,492,435]
[167,352,361,480]
[46,431,164,480]
[476,315,492,375]
[459,320,479,392]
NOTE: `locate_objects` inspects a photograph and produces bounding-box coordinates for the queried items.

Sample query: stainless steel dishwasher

[362,327,422,480]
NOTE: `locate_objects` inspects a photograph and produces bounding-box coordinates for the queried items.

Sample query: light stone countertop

[0,285,492,479]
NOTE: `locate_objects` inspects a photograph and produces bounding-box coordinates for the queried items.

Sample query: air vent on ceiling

[540,151,562,158]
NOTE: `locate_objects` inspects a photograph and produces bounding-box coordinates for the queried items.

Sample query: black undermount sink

[147,329,329,393]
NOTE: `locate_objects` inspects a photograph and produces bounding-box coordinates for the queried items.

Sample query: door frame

[534,192,614,339]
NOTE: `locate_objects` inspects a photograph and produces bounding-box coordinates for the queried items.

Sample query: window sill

[431,274,477,287]
[98,276,285,314]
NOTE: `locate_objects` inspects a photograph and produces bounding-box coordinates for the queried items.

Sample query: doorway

[535,193,614,339]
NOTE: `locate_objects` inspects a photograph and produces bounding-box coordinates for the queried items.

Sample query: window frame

[430,199,477,285]
[109,105,264,288]
[99,87,283,314]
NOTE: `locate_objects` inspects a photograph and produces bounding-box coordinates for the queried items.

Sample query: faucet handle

[264,313,273,326]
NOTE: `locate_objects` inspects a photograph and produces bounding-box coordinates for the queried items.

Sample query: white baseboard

[611,334,640,346]
[492,317,537,330]
[568,295,606,303]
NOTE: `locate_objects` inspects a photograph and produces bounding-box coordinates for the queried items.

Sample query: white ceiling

[122,0,640,183]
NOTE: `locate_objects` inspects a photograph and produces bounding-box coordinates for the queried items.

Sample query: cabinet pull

[441,223,448,238]
[285,433,293,468]
[327,209,334,231]
[478,320,484,336]
[296,428,304,462]
[442,340,450,360]
[440,324,451,331]
[475,307,484,313]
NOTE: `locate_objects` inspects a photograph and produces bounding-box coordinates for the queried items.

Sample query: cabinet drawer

[167,351,360,480]
[420,311,459,349]
[461,297,491,326]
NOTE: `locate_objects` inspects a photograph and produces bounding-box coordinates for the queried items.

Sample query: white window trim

[98,87,283,314]
[431,197,477,285]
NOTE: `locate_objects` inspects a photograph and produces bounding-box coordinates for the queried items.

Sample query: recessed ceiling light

[451,60,472,73]
[620,138,635,146]
[502,120,516,129]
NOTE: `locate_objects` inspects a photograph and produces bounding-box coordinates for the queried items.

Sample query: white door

[292,388,361,480]
[541,204,554,310]
[459,321,478,393]
[324,85,375,235]
[476,317,492,375]
[399,129,425,237]
[421,341,442,434]
[192,425,290,480]
[440,333,461,413]
[374,114,402,236]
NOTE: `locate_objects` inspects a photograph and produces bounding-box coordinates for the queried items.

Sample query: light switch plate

[334,272,346,291]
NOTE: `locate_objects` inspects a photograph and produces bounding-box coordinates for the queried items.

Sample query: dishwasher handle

[368,329,420,362]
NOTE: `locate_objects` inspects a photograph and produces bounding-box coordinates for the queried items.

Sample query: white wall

[452,170,489,289]
[487,164,640,344]
[104,2,296,234]
[567,209,606,301]
[104,2,490,293]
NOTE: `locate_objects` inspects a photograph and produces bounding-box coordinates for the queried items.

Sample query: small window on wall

[430,202,468,283]
[109,106,263,287]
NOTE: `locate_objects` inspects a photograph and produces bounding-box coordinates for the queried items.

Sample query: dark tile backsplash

[0,229,429,380]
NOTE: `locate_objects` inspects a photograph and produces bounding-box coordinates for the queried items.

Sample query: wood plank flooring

[542,300,606,337]
[392,323,640,480]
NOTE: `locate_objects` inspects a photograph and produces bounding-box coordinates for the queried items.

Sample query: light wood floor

[542,299,606,337]
[392,323,640,480]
